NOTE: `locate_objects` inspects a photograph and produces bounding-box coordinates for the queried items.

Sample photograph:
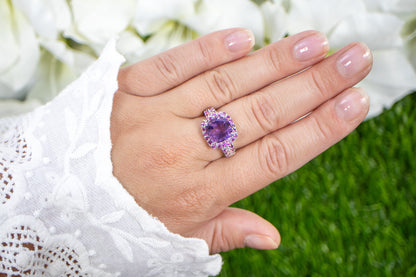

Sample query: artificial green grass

[220,92,416,276]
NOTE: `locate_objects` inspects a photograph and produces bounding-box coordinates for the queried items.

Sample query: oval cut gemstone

[206,118,232,143]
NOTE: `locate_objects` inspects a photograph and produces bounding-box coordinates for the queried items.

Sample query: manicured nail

[293,32,329,61]
[335,88,369,121]
[337,42,372,77]
[244,234,279,250]
[225,29,255,52]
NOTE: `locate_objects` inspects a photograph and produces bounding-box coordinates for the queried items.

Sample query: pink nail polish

[335,89,369,121]
[293,32,329,61]
[244,234,279,250]
[225,29,255,53]
[337,43,372,77]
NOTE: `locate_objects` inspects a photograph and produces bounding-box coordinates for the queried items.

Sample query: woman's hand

[110,28,372,253]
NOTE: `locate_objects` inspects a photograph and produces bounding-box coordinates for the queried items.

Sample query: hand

[110,28,372,253]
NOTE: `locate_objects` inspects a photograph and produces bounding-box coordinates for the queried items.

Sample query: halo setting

[201,108,237,157]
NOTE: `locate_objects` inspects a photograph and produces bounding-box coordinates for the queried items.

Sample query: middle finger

[195,42,372,160]
[224,42,372,149]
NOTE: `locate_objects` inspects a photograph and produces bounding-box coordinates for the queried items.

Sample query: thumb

[200,207,281,254]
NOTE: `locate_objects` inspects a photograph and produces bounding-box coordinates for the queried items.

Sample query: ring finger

[205,87,370,206]
[197,42,372,160]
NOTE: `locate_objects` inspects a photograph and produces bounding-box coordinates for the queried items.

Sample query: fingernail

[335,88,369,121]
[337,42,372,77]
[293,32,329,61]
[225,29,255,53]
[244,234,279,250]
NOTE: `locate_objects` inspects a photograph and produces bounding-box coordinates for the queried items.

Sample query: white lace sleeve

[0,40,222,277]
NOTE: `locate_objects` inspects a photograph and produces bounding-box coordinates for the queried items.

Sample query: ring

[201,108,237,157]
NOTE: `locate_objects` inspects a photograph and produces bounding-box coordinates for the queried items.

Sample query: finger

[194,42,372,161]
[225,42,372,149]
[118,28,255,96]
[167,30,329,117]
[204,87,369,206]
[189,207,280,254]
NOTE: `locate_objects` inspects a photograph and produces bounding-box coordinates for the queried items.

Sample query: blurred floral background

[1,0,415,117]
[1,1,416,275]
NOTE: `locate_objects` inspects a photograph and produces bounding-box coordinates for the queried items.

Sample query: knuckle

[309,115,333,142]
[210,221,232,253]
[155,54,181,86]
[250,93,279,133]
[178,188,204,211]
[143,145,183,171]
[265,47,284,74]
[178,185,216,213]
[260,135,290,178]
[204,69,236,103]
[210,224,223,253]
[196,39,215,67]
[308,69,332,99]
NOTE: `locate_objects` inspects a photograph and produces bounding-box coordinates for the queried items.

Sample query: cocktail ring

[201,108,237,157]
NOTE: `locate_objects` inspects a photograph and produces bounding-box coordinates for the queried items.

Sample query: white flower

[116,30,146,64]
[68,0,136,52]
[125,22,196,62]
[24,47,95,104]
[0,99,41,118]
[260,0,288,43]
[286,0,416,117]
[3,0,96,107]
[363,0,416,19]
[330,12,416,117]
[0,1,40,100]
[130,0,265,60]
[2,0,414,120]
[12,0,71,40]
[133,0,196,36]
[125,0,198,62]
[287,0,367,35]
[184,0,264,46]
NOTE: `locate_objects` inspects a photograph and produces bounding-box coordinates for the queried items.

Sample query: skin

[110,28,372,254]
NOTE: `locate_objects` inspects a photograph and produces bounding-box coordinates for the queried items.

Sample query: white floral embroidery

[0,215,111,276]
[0,119,30,211]
[0,40,221,276]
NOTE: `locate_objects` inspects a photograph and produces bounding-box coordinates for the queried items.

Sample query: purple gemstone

[206,118,232,143]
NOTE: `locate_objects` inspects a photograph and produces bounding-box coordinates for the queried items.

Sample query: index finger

[118,28,255,96]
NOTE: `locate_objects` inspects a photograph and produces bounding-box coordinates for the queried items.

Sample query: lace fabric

[0,40,222,276]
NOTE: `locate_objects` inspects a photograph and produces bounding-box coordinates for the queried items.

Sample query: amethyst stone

[206,118,232,143]
[201,108,237,157]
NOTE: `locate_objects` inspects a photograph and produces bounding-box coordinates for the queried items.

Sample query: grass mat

[220,92,416,276]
